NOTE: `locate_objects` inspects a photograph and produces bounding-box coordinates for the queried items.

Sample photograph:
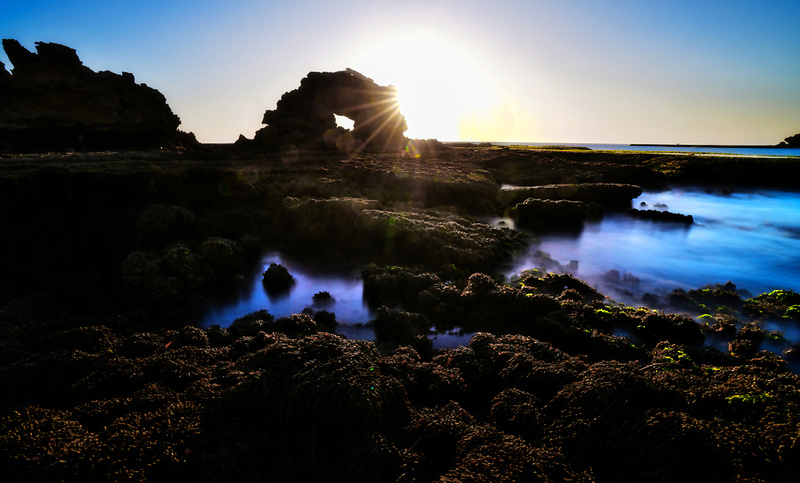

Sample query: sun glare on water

[353,32,508,141]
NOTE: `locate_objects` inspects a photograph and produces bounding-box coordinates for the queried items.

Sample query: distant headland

[632,133,800,149]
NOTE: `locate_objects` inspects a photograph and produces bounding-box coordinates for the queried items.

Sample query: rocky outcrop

[629,208,694,224]
[514,198,597,230]
[782,133,800,147]
[500,183,643,206]
[251,69,408,153]
[0,39,181,152]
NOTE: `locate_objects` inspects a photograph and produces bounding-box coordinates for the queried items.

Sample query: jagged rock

[252,69,408,153]
[0,39,181,152]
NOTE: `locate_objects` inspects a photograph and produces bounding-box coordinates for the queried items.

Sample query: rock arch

[252,69,408,153]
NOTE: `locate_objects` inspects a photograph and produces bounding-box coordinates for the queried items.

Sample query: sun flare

[352,31,505,141]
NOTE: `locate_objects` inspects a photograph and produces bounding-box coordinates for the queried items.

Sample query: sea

[490,142,800,157]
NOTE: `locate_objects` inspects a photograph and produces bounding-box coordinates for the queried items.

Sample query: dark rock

[783,133,800,147]
[278,198,525,269]
[629,208,694,223]
[252,69,408,153]
[0,39,181,152]
[514,198,589,230]
[312,291,333,302]
[261,263,295,292]
[371,306,430,345]
[311,309,337,332]
[501,183,642,207]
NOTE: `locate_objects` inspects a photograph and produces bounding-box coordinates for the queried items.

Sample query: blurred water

[200,251,374,329]
[504,186,800,301]
[199,252,474,348]
[200,187,800,353]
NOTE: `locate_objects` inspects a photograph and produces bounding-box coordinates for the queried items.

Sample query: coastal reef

[0,40,182,152]
[249,69,408,153]
[2,136,800,479]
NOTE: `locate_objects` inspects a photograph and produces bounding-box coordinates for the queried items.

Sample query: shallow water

[199,252,470,348]
[200,251,374,328]
[504,186,800,302]
[493,142,800,157]
[200,186,800,351]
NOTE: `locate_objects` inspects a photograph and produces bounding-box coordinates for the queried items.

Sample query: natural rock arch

[252,69,408,153]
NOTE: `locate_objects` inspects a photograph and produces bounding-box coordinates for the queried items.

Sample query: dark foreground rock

[2,321,799,482]
[2,147,800,482]
[0,39,182,152]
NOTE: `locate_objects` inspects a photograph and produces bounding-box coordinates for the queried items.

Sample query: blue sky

[2,0,799,144]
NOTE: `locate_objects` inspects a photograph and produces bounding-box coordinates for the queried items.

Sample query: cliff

[0,39,181,152]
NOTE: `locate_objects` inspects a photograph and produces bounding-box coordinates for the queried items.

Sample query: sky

[2,0,799,145]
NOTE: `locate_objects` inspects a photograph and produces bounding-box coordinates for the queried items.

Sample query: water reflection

[200,251,375,329]
[503,186,800,304]
[201,186,800,355]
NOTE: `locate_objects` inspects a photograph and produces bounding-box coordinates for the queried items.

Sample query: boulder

[514,198,589,230]
[0,39,181,152]
[252,69,408,153]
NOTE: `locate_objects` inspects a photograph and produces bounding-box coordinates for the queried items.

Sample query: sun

[352,31,503,141]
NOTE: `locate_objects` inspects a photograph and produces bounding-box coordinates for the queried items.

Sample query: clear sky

[2,0,799,144]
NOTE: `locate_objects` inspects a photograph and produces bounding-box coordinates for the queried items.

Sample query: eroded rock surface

[0,39,181,152]
[251,69,408,153]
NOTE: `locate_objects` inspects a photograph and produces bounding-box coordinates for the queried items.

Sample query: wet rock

[252,69,408,153]
[228,309,275,337]
[262,262,295,292]
[271,313,320,338]
[311,309,337,332]
[743,289,800,319]
[514,198,589,230]
[355,208,527,269]
[701,315,738,338]
[312,291,333,303]
[278,196,381,248]
[0,39,181,152]
[635,312,705,346]
[520,272,604,303]
[371,307,430,345]
[728,322,766,358]
[501,182,642,206]
[629,208,694,223]
[362,265,442,311]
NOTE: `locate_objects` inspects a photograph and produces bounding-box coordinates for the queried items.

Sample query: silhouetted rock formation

[782,133,800,147]
[250,69,408,153]
[0,39,181,152]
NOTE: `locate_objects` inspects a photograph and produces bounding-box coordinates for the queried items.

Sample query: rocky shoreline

[1,145,800,481]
